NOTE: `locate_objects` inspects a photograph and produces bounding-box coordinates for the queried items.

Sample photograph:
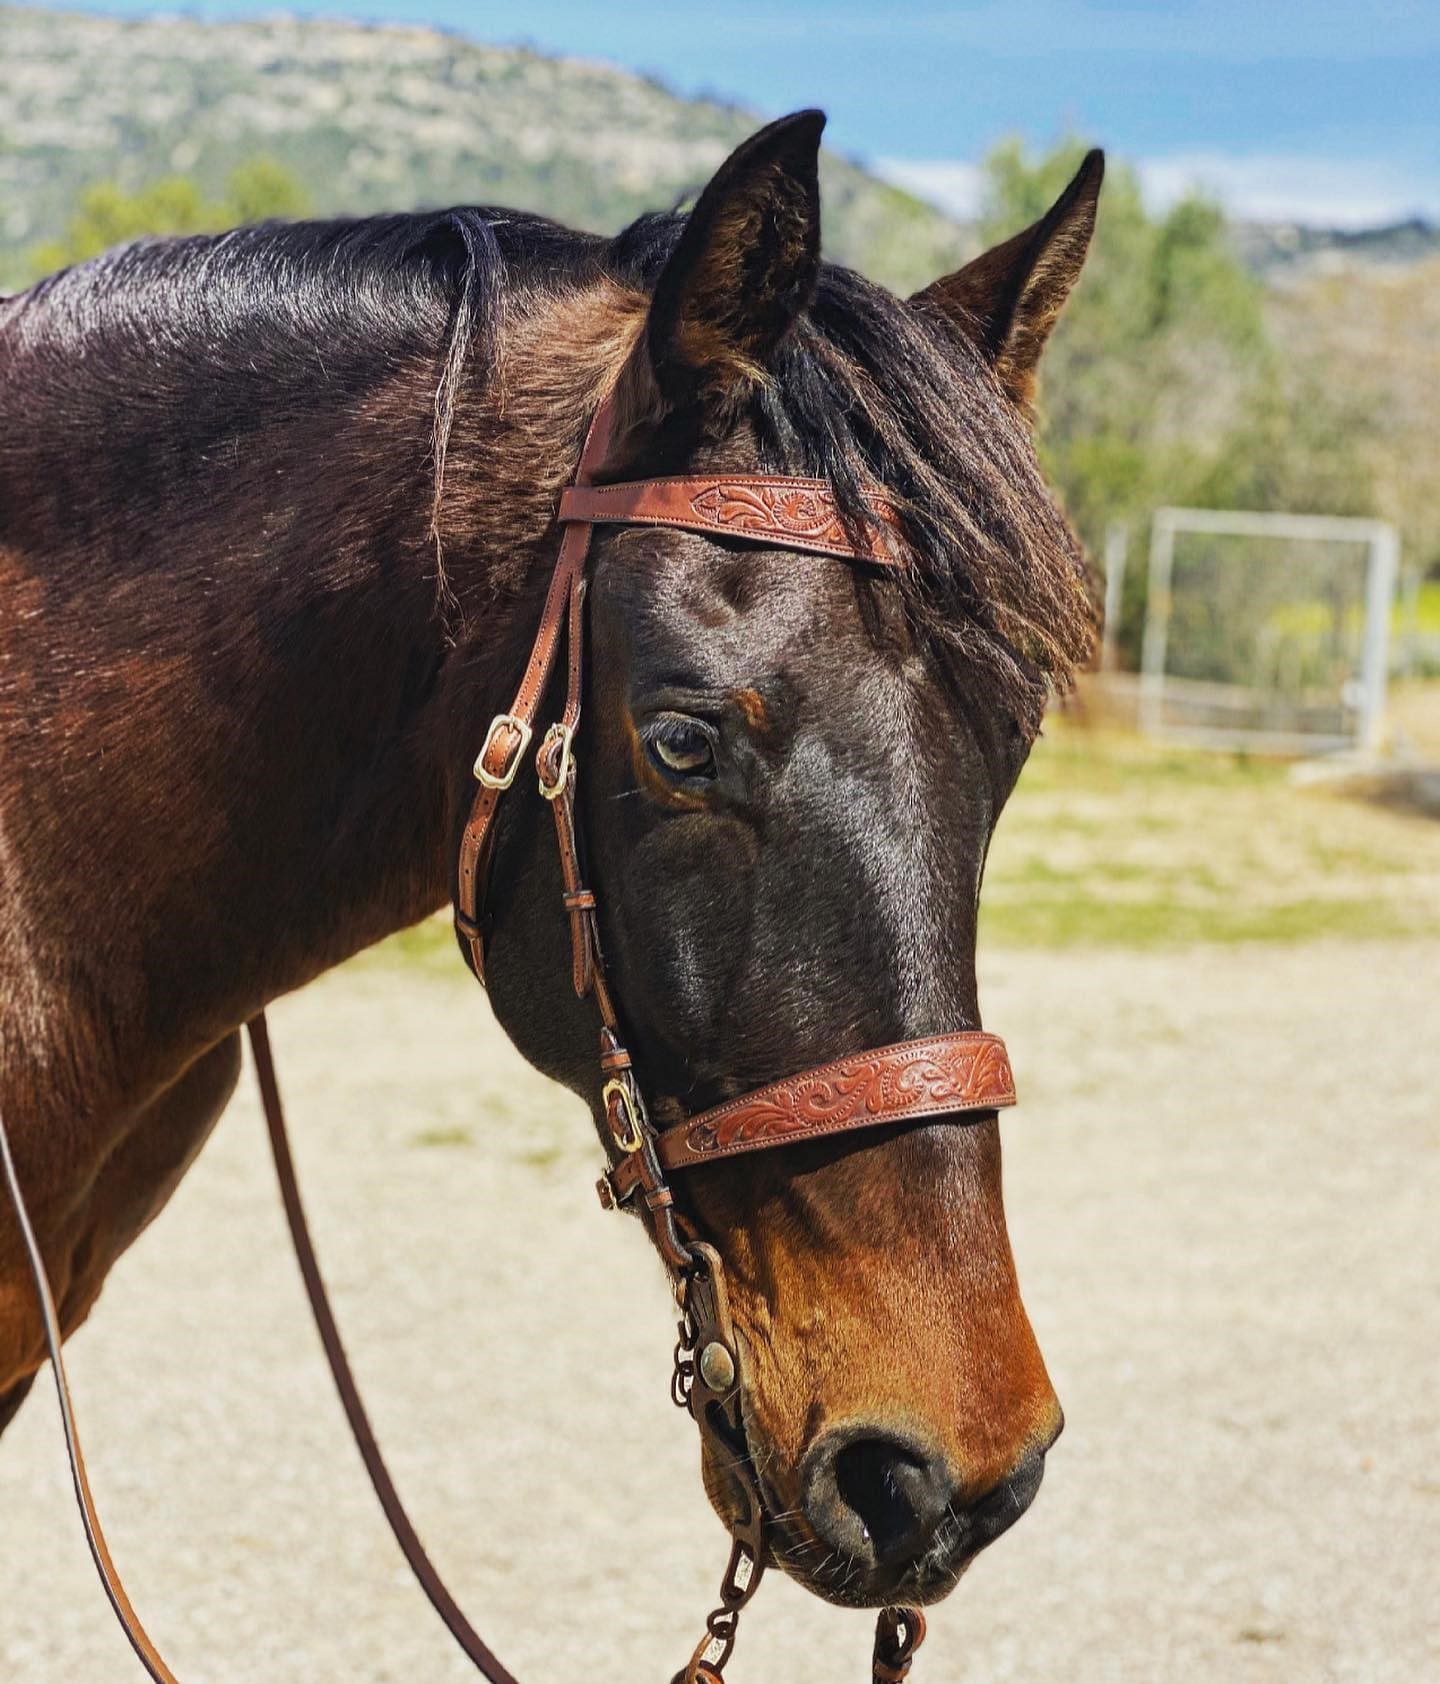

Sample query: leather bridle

[0,386,1019,1684]
[450,390,1016,1682]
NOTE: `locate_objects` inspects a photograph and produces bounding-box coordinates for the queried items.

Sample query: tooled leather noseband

[0,387,1016,1684]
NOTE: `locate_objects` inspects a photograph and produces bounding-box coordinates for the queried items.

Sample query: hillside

[0,5,975,294]
[1234,216,1440,281]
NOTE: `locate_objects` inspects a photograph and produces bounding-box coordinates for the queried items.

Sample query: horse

[0,109,1101,1654]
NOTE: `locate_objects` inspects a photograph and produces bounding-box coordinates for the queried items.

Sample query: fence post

[1101,522,1127,673]
[1358,525,1400,754]
[1140,513,1175,737]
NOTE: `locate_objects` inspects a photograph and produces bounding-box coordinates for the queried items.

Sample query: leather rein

[0,389,1018,1684]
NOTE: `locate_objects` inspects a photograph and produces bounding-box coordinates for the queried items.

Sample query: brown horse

[0,112,1099,1615]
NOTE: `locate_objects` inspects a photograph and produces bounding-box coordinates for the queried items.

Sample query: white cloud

[1136,153,1438,227]
[878,150,1439,229]
[874,158,984,220]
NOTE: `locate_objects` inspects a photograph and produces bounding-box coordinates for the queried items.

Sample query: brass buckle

[602,1077,645,1154]
[537,722,574,801]
[473,713,532,790]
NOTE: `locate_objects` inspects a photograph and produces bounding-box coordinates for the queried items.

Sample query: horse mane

[6,208,604,620]
[606,213,1097,730]
[10,210,508,370]
[8,203,1093,726]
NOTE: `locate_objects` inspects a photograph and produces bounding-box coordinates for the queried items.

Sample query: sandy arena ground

[2,941,1437,1683]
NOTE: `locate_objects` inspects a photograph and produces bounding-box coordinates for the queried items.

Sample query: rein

[0,388,1018,1684]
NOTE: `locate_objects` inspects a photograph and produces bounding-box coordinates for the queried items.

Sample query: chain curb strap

[669,1242,767,1684]
[668,1244,927,1684]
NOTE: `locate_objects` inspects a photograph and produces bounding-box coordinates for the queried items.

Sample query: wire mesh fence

[1137,509,1399,753]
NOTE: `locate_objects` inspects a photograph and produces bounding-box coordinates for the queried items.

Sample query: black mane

[607,211,1095,722]
[5,206,593,382]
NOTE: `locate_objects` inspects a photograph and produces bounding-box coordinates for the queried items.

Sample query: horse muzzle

[703,1405,1062,1609]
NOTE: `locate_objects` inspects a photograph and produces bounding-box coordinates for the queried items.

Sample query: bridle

[450,389,1016,1681]
[0,386,1018,1684]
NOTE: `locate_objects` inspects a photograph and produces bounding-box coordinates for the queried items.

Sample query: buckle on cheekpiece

[536,722,575,800]
[602,1077,645,1154]
[473,713,533,789]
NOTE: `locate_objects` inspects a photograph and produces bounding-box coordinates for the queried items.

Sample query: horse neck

[0,266,648,1100]
[0,284,623,1397]
[185,285,645,1031]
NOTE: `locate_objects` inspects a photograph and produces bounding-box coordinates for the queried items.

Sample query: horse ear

[640,109,825,424]
[912,149,1104,413]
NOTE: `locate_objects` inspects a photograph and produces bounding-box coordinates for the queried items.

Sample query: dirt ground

[2,941,1437,1684]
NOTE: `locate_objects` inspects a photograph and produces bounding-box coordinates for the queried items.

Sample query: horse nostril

[803,1428,953,1566]
[835,1437,929,1558]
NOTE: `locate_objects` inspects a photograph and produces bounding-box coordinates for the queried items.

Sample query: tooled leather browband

[456,431,905,986]
[559,476,904,566]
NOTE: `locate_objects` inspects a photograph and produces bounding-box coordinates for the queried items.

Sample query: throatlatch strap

[453,396,617,983]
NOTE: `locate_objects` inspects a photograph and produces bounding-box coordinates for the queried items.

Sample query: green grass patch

[981,889,1425,949]
[1398,580,1440,637]
[410,1124,475,1149]
[983,719,1439,948]
[362,915,456,975]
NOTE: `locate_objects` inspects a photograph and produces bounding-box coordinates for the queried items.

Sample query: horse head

[482,112,1101,1609]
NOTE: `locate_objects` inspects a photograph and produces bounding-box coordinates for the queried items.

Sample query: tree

[224,157,311,226]
[981,140,1386,664]
[1267,258,1440,579]
[23,159,309,284]
[979,139,1269,550]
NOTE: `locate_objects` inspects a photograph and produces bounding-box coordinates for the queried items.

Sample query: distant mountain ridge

[0,4,975,293]
[1234,216,1440,280]
[3,6,1431,296]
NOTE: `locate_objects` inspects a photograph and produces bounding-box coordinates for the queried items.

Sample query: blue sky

[21,1,1440,224]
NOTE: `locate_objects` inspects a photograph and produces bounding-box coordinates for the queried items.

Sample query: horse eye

[644,715,717,779]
